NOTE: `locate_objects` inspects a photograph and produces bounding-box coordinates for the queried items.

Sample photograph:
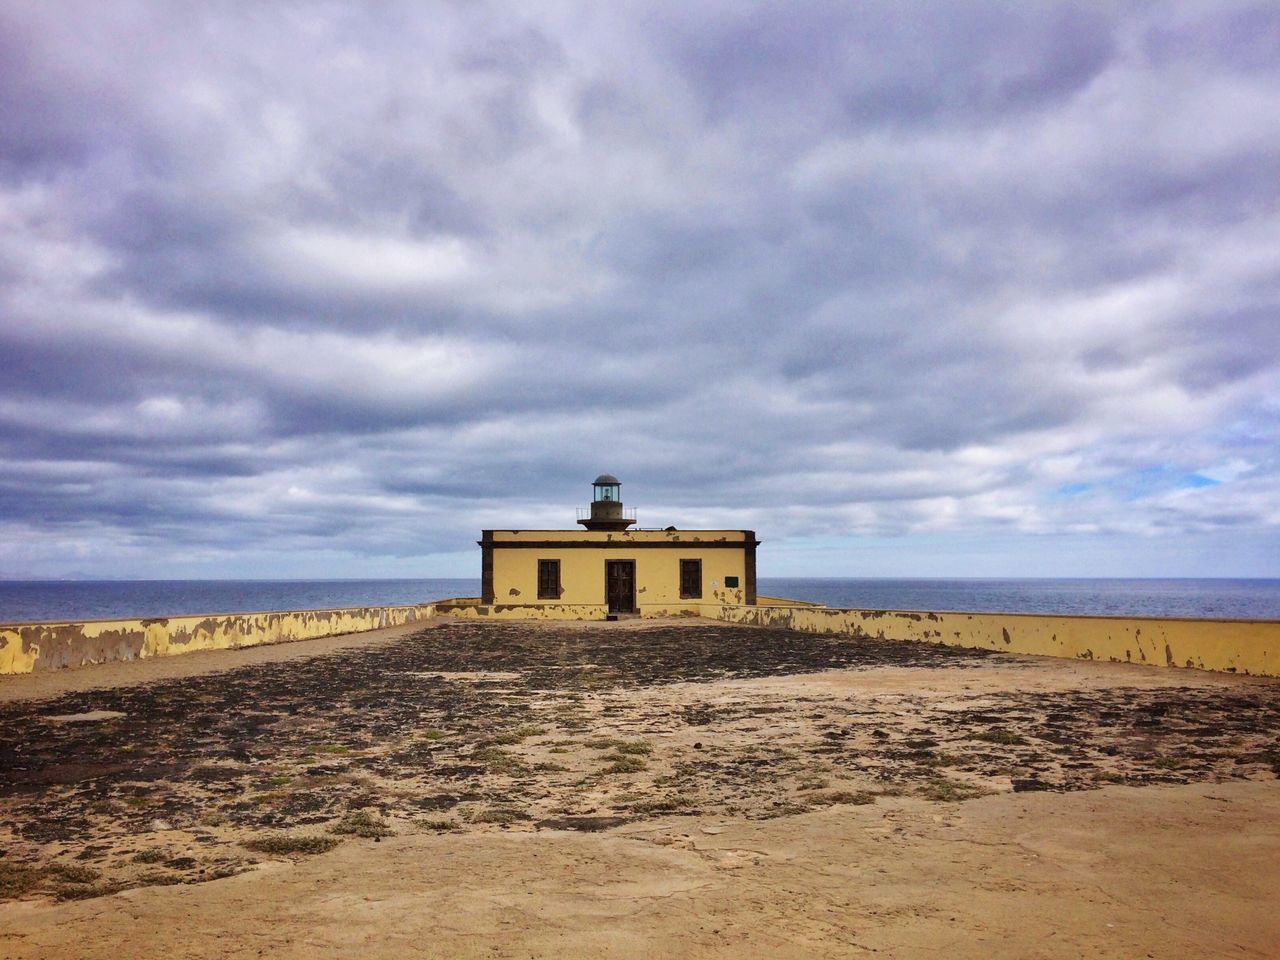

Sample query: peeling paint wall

[8,595,1276,679]
[712,603,1280,677]
[491,545,748,607]
[437,600,720,620]
[0,604,433,675]
[634,603,713,618]
[755,595,822,607]
[433,602,607,621]
[484,529,756,607]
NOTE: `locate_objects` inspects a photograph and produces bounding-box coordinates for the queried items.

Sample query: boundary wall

[429,594,815,621]
[710,603,1280,677]
[3,597,1279,678]
[0,604,433,674]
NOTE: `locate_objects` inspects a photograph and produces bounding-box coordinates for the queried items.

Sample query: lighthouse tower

[577,474,635,531]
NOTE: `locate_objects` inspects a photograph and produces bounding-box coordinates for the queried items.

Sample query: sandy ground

[2,618,1279,958]
[3,780,1278,959]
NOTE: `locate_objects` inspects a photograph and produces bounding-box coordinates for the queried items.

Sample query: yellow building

[479,475,759,616]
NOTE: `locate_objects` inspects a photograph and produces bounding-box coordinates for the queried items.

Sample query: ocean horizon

[1,576,1279,624]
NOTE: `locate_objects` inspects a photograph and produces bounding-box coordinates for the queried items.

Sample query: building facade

[479,476,759,616]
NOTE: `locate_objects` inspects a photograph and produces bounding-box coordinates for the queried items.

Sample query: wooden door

[605,560,636,613]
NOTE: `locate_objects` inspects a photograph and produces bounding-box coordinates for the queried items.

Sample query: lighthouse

[577,474,636,531]
[477,474,759,613]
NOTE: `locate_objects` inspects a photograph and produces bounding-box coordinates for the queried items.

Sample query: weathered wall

[483,529,757,607]
[491,546,749,607]
[437,600,728,619]
[433,601,606,620]
[0,604,432,675]
[713,603,1280,676]
[755,595,822,607]
[7,595,1277,679]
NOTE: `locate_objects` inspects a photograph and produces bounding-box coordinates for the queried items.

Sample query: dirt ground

[2,617,1279,958]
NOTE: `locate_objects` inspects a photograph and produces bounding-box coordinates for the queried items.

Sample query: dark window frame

[537,559,562,599]
[679,558,702,599]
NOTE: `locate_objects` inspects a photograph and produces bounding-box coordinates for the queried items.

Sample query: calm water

[761,578,1280,621]
[0,579,479,624]
[0,577,1277,624]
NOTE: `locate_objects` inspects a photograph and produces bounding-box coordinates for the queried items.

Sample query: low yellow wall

[0,604,433,675]
[712,603,1280,676]
[436,600,715,620]
[434,601,607,621]
[6,595,1277,679]
[755,594,822,607]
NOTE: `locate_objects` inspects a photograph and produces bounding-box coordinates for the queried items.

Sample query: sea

[0,577,1278,624]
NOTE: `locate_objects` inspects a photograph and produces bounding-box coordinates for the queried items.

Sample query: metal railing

[575,507,637,523]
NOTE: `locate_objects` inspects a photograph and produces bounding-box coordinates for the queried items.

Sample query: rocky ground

[2,618,1279,904]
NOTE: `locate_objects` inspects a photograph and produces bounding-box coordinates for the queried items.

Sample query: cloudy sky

[1,1,1277,580]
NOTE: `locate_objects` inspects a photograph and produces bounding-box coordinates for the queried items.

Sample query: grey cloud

[0,0,1277,578]
[653,1,1119,134]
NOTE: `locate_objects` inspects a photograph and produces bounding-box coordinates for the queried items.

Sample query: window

[724,576,740,588]
[680,559,702,599]
[537,559,561,599]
